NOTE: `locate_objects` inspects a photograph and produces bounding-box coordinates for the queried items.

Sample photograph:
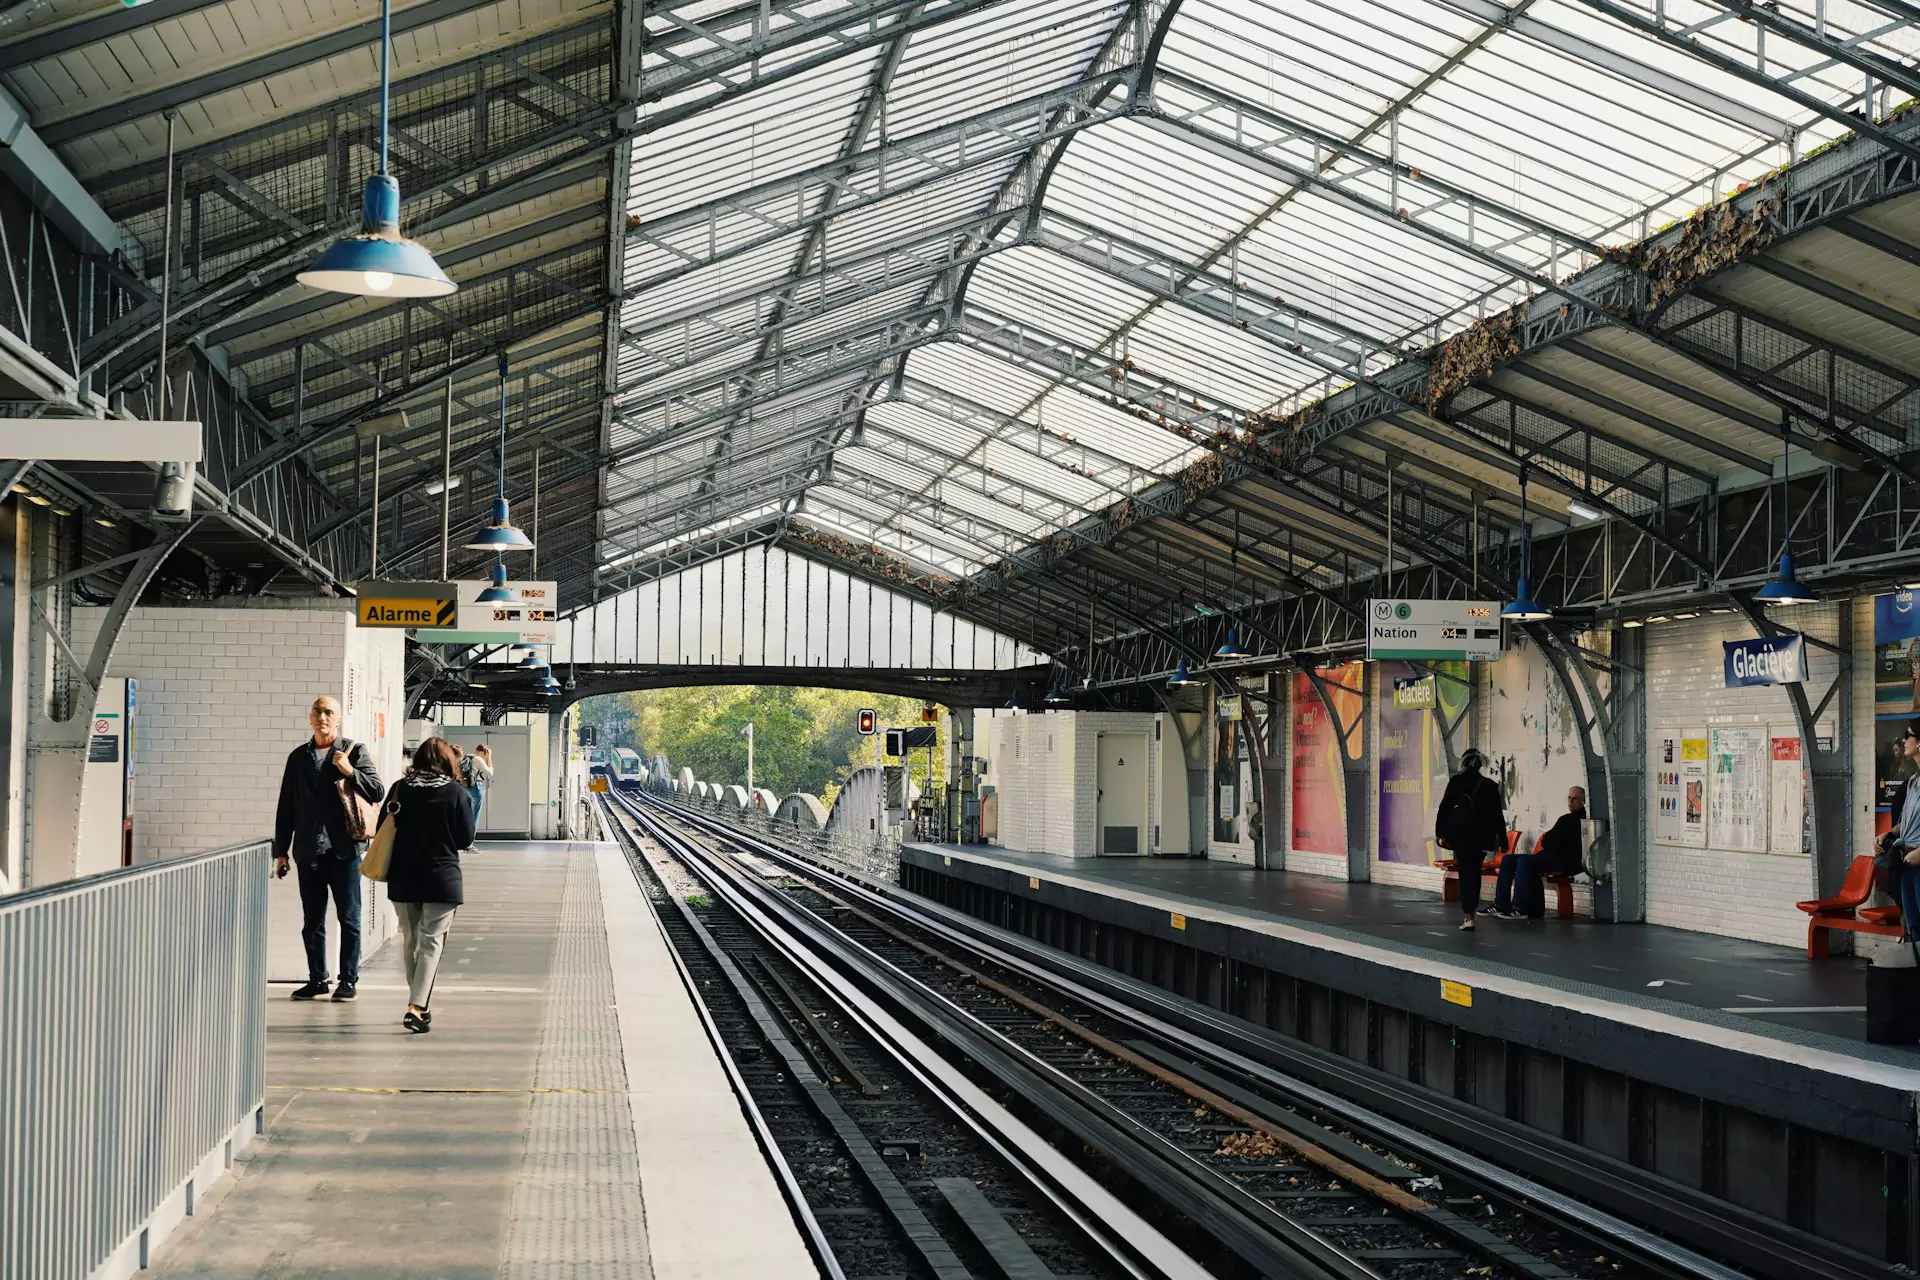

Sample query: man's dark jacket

[274,738,384,861]
[1538,806,1588,874]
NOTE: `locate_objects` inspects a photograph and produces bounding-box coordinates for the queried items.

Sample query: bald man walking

[273,696,384,1001]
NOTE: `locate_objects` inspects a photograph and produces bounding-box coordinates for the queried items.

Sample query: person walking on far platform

[380,737,476,1034]
[1877,719,1920,938]
[1435,748,1506,932]
[460,742,493,830]
[273,696,384,1002]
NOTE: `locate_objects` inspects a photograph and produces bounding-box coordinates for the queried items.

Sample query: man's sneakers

[290,980,330,1000]
[1497,908,1526,920]
[331,981,357,1002]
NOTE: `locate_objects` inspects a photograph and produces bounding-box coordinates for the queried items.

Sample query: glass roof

[609,0,1898,581]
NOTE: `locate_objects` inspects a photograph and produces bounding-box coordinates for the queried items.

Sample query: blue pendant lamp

[295,0,454,298]
[515,647,549,672]
[476,561,520,604]
[1755,411,1818,606]
[467,354,534,553]
[534,674,562,695]
[1168,658,1198,686]
[1045,673,1071,703]
[1215,626,1249,658]
[1004,684,1023,711]
[1502,464,1552,622]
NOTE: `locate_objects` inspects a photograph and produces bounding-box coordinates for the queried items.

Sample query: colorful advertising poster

[1376,660,1467,866]
[1709,725,1768,852]
[1769,733,1805,855]
[1290,672,1346,856]
[1653,732,1685,846]
[1655,732,1709,847]
[1874,592,1920,836]
[1680,735,1708,847]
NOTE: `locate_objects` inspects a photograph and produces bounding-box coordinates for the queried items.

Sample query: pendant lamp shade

[466,353,533,552]
[534,674,562,695]
[1501,580,1552,621]
[466,497,534,551]
[1505,466,1553,623]
[296,0,453,300]
[298,177,454,297]
[1215,626,1248,658]
[515,648,549,672]
[1755,553,1818,604]
[1045,676,1070,703]
[475,561,520,604]
[1758,412,1817,606]
[1168,658,1197,686]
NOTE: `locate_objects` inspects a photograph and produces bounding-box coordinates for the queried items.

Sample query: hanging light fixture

[1004,684,1023,711]
[466,354,534,552]
[534,674,562,695]
[1215,625,1249,658]
[1168,658,1198,686]
[295,0,454,298]
[1045,673,1071,703]
[1216,536,1250,657]
[1502,464,1552,622]
[1755,410,1818,606]
[475,561,521,605]
[515,647,549,672]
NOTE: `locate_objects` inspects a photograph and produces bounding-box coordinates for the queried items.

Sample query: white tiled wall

[1641,605,1835,946]
[983,711,1158,857]
[60,601,406,977]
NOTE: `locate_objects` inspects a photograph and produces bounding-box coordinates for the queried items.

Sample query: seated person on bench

[1492,787,1585,920]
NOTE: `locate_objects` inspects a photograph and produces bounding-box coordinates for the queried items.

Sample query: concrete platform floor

[149,842,816,1280]
[906,843,1900,1052]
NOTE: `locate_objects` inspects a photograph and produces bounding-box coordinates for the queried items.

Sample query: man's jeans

[297,853,362,984]
[1493,852,1545,916]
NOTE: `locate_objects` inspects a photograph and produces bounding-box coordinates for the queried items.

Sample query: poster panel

[1651,729,1712,852]
[1873,591,1920,837]
[1377,659,1459,865]
[1709,725,1768,852]
[1653,732,1685,845]
[1769,733,1805,854]
[1290,672,1345,856]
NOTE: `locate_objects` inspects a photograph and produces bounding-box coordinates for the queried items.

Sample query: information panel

[1769,732,1806,855]
[1366,599,1502,661]
[1653,730,1708,847]
[1709,726,1768,853]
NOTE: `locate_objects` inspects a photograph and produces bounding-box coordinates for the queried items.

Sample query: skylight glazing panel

[966,246,1152,349]
[882,0,1128,139]
[906,342,1198,474]
[628,52,880,223]
[625,226,807,313]
[1120,304,1316,410]
[1044,118,1278,266]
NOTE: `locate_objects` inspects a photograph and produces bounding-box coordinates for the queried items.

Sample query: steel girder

[590,518,786,597]
[80,25,618,380]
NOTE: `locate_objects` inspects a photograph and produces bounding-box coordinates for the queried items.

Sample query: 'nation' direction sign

[355,582,457,629]
[1366,599,1503,662]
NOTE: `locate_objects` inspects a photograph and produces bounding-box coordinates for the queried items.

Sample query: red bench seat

[1797,855,1904,958]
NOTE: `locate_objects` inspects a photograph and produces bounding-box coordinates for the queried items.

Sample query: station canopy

[7,0,1914,659]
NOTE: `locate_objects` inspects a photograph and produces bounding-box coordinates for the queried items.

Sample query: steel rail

[650,793,1836,1280]
[603,823,849,1280]
[604,790,1213,1280]
[622,793,1421,1280]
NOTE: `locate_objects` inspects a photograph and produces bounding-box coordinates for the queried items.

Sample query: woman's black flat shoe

[403,1011,430,1034]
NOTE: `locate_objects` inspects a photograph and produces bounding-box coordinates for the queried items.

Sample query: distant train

[610,748,645,790]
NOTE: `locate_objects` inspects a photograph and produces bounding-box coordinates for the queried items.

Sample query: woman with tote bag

[375,737,476,1033]
[1434,748,1507,932]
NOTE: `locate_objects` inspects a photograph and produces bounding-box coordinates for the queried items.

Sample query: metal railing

[0,839,270,1280]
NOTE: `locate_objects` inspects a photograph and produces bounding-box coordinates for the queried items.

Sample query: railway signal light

[857,708,877,736]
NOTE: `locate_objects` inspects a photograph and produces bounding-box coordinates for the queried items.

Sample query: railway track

[600,789,1781,1280]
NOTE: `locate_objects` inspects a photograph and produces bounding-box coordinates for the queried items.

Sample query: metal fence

[0,839,270,1280]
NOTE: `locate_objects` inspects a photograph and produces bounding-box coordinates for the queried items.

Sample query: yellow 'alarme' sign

[357,596,456,628]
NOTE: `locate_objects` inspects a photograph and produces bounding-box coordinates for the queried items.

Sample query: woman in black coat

[378,736,476,1032]
[1434,748,1507,932]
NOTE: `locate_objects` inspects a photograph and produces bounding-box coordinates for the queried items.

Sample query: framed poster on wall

[1709,725,1768,852]
[1769,731,1805,854]
[1653,730,1709,847]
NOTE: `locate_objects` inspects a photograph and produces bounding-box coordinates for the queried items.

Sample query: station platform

[149,841,815,1280]
[899,842,1920,1196]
